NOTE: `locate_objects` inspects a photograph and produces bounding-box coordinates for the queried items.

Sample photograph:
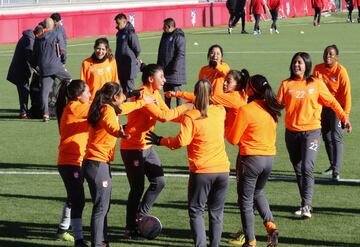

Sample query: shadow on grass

[0,162,57,171]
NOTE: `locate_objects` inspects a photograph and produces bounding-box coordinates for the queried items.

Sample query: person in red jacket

[250,0,266,35]
[146,79,230,247]
[312,0,324,26]
[267,0,281,34]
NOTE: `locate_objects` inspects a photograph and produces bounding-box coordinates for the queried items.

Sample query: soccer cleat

[241,30,248,34]
[253,31,258,35]
[228,27,233,34]
[322,167,333,175]
[56,231,74,242]
[229,231,245,246]
[19,112,29,119]
[275,29,280,34]
[301,205,312,219]
[266,229,279,247]
[269,28,273,34]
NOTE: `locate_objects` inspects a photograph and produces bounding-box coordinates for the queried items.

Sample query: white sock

[58,202,71,230]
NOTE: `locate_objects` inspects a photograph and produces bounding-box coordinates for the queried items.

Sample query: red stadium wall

[0,0,343,44]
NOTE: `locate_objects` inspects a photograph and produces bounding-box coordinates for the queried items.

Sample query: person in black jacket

[7,25,43,119]
[157,18,186,108]
[114,13,141,97]
[32,18,71,122]
[226,0,248,34]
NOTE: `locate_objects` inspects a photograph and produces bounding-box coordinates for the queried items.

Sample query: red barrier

[0,0,346,44]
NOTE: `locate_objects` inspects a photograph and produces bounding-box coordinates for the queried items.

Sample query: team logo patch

[102,180,108,188]
[308,88,314,94]
[106,66,111,72]
[73,172,79,179]
[133,160,140,167]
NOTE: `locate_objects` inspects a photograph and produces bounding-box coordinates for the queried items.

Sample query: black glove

[145,131,163,145]
[127,88,144,99]
[209,60,217,69]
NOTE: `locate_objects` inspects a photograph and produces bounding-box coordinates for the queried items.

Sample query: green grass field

[0,14,359,247]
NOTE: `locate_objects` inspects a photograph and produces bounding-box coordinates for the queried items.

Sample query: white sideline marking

[0,171,359,183]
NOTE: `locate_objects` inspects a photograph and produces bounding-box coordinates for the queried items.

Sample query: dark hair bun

[140,62,147,72]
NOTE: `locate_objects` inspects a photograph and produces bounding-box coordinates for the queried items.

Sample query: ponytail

[248,75,284,122]
[55,79,86,125]
[194,79,212,118]
[88,82,122,128]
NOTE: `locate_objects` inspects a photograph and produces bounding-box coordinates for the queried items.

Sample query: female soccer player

[227,75,283,247]
[146,79,230,247]
[312,0,324,26]
[120,64,192,239]
[80,38,118,101]
[166,69,249,135]
[250,0,266,35]
[83,82,154,247]
[198,44,230,94]
[313,45,352,181]
[277,52,352,219]
[55,79,91,247]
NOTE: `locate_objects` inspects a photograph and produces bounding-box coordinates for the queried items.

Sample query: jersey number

[309,142,319,151]
[296,90,305,99]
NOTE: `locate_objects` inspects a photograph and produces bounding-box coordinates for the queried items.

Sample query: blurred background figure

[267,0,281,34]
[157,18,186,108]
[312,0,324,26]
[51,12,67,50]
[6,25,43,119]
[226,0,247,34]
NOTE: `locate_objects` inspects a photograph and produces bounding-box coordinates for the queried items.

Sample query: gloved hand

[145,131,163,145]
[209,60,217,69]
[127,88,144,99]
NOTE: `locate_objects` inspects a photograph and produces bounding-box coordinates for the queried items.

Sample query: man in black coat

[50,12,67,50]
[114,13,141,97]
[6,25,43,119]
[32,18,71,122]
[157,18,186,108]
[226,0,248,34]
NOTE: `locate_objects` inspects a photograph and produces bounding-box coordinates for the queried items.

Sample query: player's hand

[343,119,352,133]
[145,131,163,145]
[164,91,176,98]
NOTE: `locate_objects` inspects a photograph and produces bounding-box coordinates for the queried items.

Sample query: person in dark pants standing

[277,52,352,219]
[7,25,43,119]
[32,18,71,122]
[312,0,324,26]
[157,18,186,108]
[146,79,229,247]
[250,0,266,35]
[227,75,283,247]
[226,0,248,34]
[114,13,141,97]
[313,45,352,181]
[267,0,281,34]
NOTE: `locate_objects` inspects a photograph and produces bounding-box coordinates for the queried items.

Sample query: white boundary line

[0,171,359,183]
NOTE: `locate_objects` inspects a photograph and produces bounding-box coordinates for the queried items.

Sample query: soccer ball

[137,215,162,240]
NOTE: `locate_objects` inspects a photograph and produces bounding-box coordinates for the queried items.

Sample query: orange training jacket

[84,100,146,163]
[175,90,247,135]
[80,57,119,101]
[198,62,230,95]
[313,62,351,117]
[160,104,230,174]
[227,100,277,156]
[277,77,347,132]
[120,85,189,150]
[57,100,90,166]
